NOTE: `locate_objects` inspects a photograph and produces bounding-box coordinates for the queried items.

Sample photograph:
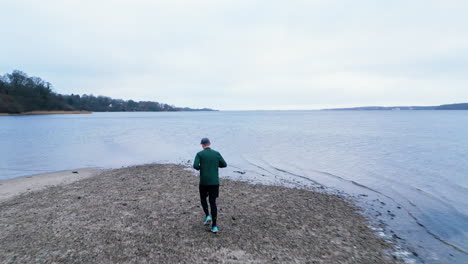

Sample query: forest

[0,70,212,113]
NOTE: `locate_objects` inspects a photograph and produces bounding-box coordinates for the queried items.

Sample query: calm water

[1,111,467,263]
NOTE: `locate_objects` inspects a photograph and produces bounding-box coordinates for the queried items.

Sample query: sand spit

[0,111,92,116]
[0,168,100,203]
[0,164,399,263]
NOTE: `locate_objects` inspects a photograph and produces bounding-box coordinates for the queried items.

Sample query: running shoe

[203,215,212,225]
[211,226,219,233]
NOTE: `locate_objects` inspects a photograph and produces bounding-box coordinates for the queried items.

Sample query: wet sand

[0,168,99,202]
[0,164,399,263]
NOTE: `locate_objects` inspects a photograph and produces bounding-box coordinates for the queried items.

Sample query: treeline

[62,94,176,112]
[0,70,68,113]
[0,70,212,113]
[436,103,468,110]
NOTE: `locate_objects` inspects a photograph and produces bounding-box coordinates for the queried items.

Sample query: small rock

[232,216,236,220]
[72,171,78,174]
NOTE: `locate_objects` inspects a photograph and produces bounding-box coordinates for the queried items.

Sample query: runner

[193,138,227,233]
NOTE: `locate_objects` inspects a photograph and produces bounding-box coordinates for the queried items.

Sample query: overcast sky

[1,0,467,110]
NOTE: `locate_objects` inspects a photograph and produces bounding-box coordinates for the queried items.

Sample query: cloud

[1,0,467,109]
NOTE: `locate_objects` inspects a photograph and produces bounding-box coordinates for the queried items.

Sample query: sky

[1,0,467,110]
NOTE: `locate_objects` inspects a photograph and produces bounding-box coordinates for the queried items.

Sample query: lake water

[1,111,467,263]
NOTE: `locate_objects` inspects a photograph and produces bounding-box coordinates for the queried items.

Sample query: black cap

[200,138,210,144]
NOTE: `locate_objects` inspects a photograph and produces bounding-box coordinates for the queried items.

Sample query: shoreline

[0,110,92,116]
[0,164,400,263]
[0,168,100,203]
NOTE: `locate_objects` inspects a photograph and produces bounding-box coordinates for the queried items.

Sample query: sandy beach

[0,168,100,203]
[0,164,399,263]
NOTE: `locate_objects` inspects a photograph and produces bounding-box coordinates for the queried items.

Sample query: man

[193,138,227,233]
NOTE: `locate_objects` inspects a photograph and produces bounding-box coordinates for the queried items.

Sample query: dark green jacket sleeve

[218,152,227,168]
[193,153,200,170]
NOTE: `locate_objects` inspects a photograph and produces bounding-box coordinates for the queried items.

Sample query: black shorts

[199,184,219,198]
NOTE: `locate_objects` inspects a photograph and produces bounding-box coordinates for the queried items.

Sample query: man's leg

[199,185,209,217]
[208,185,219,227]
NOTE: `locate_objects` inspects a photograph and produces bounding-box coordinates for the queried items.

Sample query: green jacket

[193,147,227,185]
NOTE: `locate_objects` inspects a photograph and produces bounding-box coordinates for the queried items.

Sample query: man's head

[200,138,211,148]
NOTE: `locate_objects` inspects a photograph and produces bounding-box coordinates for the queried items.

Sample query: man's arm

[193,153,201,170]
[218,153,227,168]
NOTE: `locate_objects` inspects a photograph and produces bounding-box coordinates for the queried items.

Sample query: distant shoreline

[0,111,93,116]
[323,102,468,111]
